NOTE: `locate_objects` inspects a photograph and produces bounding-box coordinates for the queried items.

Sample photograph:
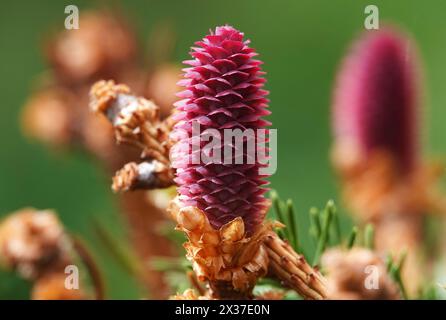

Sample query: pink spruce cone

[171,26,271,234]
[332,28,419,173]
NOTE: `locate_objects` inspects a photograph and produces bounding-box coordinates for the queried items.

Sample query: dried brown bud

[90,80,173,158]
[90,80,175,189]
[322,248,400,300]
[46,12,137,84]
[0,208,69,279]
[89,80,131,115]
[112,161,174,192]
[21,88,74,146]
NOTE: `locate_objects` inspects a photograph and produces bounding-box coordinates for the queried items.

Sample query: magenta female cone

[332,28,419,174]
[171,26,270,234]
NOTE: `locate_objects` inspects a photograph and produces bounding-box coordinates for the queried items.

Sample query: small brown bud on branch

[0,208,103,300]
[112,161,174,192]
[90,80,175,189]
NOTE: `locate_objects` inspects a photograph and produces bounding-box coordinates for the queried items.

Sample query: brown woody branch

[263,231,327,300]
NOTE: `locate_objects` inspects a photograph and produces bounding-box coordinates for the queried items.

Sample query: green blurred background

[1,0,446,299]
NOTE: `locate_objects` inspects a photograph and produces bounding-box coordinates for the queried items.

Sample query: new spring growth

[171,25,273,234]
[330,27,438,296]
[332,27,419,174]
